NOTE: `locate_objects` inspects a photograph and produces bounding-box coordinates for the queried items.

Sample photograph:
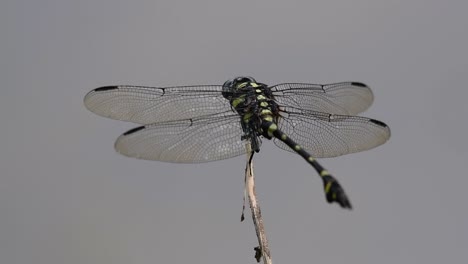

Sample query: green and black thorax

[222,77,281,151]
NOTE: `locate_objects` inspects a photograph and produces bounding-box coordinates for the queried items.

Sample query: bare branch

[245,144,272,264]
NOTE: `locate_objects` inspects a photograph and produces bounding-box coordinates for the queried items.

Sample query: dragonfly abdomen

[260,120,352,209]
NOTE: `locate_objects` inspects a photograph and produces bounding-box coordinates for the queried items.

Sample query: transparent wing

[84,85,230,124]
[115,113,248,163]
[271,82,374,115]
[274,108,390,158]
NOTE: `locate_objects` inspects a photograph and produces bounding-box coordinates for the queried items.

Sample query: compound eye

[234,76,257,84]
[223,79,234,88]
[235,77,248,83]
[245,76,256,83]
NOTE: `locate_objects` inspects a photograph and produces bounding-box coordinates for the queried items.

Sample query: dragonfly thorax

[222,77,280,151]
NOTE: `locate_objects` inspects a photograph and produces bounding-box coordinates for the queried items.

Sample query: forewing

[115,114,247,163]
[271,82,374,115]
[274,108,390,158]
[84,85,230,124]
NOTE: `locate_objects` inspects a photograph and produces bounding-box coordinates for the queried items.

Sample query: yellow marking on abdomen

[294,145,301,151]
[268,123,277,132]
[325,181,332,193]
[267,123,277,137]
[281,134,287,140]
[320,170,330,176]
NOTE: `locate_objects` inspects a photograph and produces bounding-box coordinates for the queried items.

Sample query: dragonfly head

[222,76,257,99]
[223,76,257,89]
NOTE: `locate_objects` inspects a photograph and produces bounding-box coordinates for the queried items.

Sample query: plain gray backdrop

[2,0,467,263]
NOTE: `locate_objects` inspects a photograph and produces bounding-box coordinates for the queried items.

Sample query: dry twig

[243,144,272,264]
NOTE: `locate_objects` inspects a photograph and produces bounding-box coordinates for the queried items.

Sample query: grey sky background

[1,0,467,263]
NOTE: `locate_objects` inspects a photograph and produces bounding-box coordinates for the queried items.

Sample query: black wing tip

[94,86,119,92]
[369,119,388,128]
[123,126,146,136]
[351,82,368,88]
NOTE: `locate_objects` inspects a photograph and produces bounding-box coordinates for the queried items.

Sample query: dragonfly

[84,76,390,209]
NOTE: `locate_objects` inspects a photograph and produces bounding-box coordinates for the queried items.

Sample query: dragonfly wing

[274,108,390,158]
[115,114,248,163]
[271,82,374,115]
[84,85,230,124]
